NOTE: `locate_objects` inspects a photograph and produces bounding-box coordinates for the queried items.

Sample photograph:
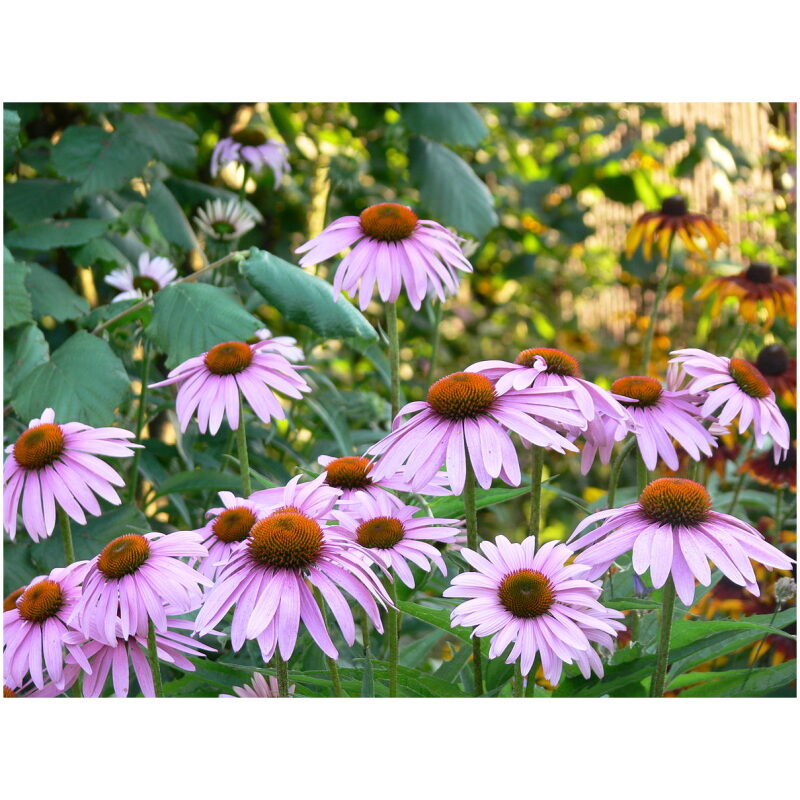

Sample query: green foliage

[4,178,77,224]
[401,102,488,147]
[4,323,49,401]
[5,218,110,249]
[3,247,33,329]
[25,262,89,321]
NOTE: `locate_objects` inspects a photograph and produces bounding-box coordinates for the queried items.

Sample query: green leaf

[146,282,261,368]
[5,218,110,250]
[154,470,244,498]
[428,484,531,517]
[4,323,49,401]
[670,609,797,648]
[241,248,378,345]
[3,248,33,329]
[402,103,488,147]
[145,179,198,250]
[78,299,151,333]
[677,661,796,697]
[604,598,662,611]
[4,108,21,154]
[25,262,90,321]
[72,238,131,270]
[52,125,150,196]
[165,177,263,223]
[596,174,637,204]
[119,113,197,169]
[4,179,77,224]
[654,123,686,145]
[409,136,498,239]
[13,330,130,426]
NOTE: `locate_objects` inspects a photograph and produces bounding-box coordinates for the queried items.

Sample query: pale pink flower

[220,672,295,698]
[105,252,177,302]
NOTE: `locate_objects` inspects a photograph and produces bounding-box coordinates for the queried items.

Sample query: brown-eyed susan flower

[741,443,796,493]
[625,195,728,260]
[695,262,796,328]
[753,344,796,408]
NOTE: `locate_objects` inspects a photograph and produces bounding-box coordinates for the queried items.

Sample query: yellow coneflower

[753,345,797,407]
[625,195,728,260]
[695,262,797,328]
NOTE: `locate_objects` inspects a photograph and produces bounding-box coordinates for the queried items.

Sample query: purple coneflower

[330,490,460,588]
[295,203,474,310]
[105,252,177,302]
[367,371,586,494]
[220,672,295,698]
[70,530,210,645]
[211,130,290,188]
[444,536,624,683]
[194,198,256,242]
[669,348,790,458]
[3,408,140,542]
[149,340,311,434]
[248,473,341,522]
[568,478,795,605]
[254,328,304,362]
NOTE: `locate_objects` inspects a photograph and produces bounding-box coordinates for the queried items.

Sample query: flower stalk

[641,244,675,373]
[147,619,164,698]
[276,656,290,698]
[649,577,676,697]
[58,507,75,565]
[387,578,400,697]
[463,459,484,696]
[386,300,401,421]
[236,390,251,497]
[527,446,545,546]
[127,338,151,504]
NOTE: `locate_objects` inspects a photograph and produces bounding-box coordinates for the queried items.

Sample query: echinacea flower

[3,671,81,698]
[695,262,796,328]
[367,371,587,495]
[104,252,177,302]
[3,563,92,690]
[220,672,295,698]
[3,408,141,542]
[467,347,633,474]
[194,198,256,241]
[295,202,474,310]
[742,443,796,492]
[194,506,390,662]
[625,195,728,260]
[70,531,210,645]
[248,473,341,522]
[444,536,625,683]
[753,344,796,409]
[211,130,290,188]
[149,340,311,434]
[669,348,790,458]
[568,478,795,605]
[253,328,304,362]
[608,375,717,471]
[330,491,460,588]
[64,618,215,698]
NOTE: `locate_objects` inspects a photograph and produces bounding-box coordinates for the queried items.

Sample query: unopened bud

[774,577,796,604]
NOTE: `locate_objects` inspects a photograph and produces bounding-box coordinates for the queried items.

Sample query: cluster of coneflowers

[3,137,795,698]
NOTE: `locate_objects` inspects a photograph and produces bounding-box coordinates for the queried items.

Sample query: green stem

[641,244,675,373]
[58,507,75,565]
[428,298,443,380]
[276,656,290,698]
[127,339,151,504]
[524,658,537,697]
[386,300,401,421]
[727,321,750,358]
[239,163,251,202]
[361,607,372,654]
[463,460,484,696]
[387,578,400,698]
[527,446,545,546]
[649,577,676,697]
[147,619,164,698]
[512,662,523,698]
[727,442,756,514]
[636,453,649,494]
[741,605,781,692]
[312,586,344,697]
[236,390,251,497]
[774,487,785,536]
[607,437,636,509]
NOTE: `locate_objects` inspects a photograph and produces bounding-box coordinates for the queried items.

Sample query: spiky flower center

[498,569,555,618]
[132,275,160,294]
[14,423,65,470]
[611,376,663,407]
[98,534,151,579]
[205,341,253,375]
[515,347,580,376]
[359,203,418,242]
[639,478,711,526]
[17,579,64,622]
[232,128,268,147]
[755,345,790,376]
[324,456,374,490]
[4,686,17,698]
[660,195,688,217]
[212,507,256,544]
[729,358,770,399]
[745,262,774,284]
[4,587,25,612]
[248,512,323,570]
[211,220,237,236]
[356,516,405,549]
[427,372,496,420]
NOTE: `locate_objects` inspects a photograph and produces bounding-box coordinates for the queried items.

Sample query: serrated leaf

[146,282,261,368]
[145,179,199,250]
[72,238,131,269]
[402,103,488,147]
[4,323,49,401]
[241,248,378,345]
[13,330,130,426]
[4,179,77,224]
[3,247,33,329]
[5,218,110,250]
[154,470,244,498]
[119,113,198,169]
[409,136,497,239]
[25,262,89,321]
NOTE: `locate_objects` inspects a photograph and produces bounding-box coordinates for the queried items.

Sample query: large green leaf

[13,330,130,426]
[4,108,20,163]
[669,662,796,697]
[402,103,488,147]
[409,136,498,239]
[4,178,77,224]
[146,282,261,368]
[25,262,90,322]
[3,247,33,329]
[145,179,198,250]
[118,113,198,169]
[154,470,244,498]
[241,248,378,345]
[5,218,110,250]
[4,323,49,401]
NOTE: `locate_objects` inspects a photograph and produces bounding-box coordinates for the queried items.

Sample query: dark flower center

[755,345,790,376]
[611,376,663,407]
[324,456,374,490]
[3,586,25,612]
[427,372,496,420]
[14,423,65,470]
[248,512,323,570]
[498,570,555,618]
[515,347,580,377]
[4,686,18,698]
[211,220,237,236]
[17,579,64,622]
[356,516,405,549]
[745,262,774,284]
[639,478,711,526]
[729,358,771,399]
[98,534,151,579]
[660,195,688,217]
[212,507,256,544]
[205,341,253,375]
[132,275,160,294]
[232,128,268,147]
[359,203,418,242]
